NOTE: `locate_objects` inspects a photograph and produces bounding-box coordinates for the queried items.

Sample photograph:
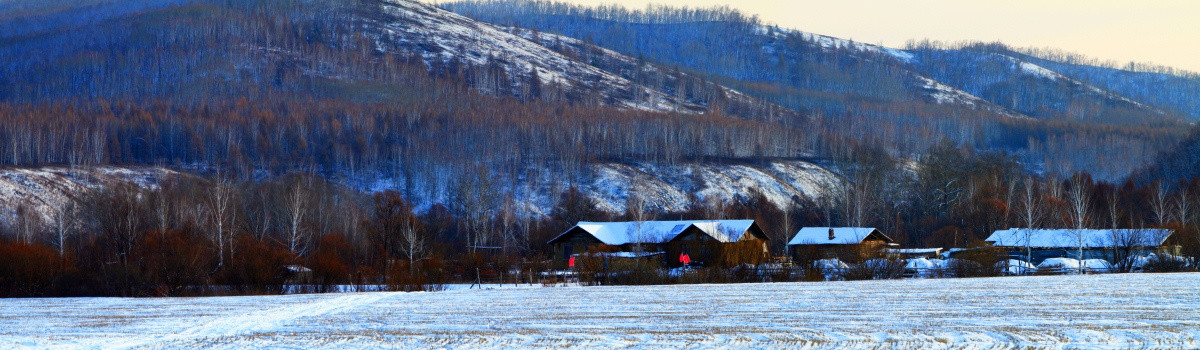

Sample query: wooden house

[547,220,769,267]
[985,228,1176,265]
[787,227,893,263]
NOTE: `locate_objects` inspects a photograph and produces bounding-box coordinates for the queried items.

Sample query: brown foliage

[221,236,295,295]
[129,230,213,296]
[0,240,69,297]
[309,234,355,290]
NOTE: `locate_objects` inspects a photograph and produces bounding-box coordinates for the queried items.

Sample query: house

[787,227,893,263]
[547,220,769,267]
[985,228,1176,265]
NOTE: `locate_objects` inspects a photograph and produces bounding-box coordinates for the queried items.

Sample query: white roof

[885,248,942,254]
[576,251,664,258]
[986,228,1173,249]
[552,220,758,245]
[788,227,881,245]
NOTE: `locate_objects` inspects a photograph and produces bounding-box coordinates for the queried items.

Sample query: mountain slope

[442,0,1193,180]
[904,43,1176,126]
[0,0,793,120]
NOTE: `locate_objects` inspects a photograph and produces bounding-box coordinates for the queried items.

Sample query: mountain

[903,43,1176,126]
[0,0,792,118]
[0,0,828,224]
[442,0,1195,180]
[1,0,1198,218]
[1133,126,1200,185]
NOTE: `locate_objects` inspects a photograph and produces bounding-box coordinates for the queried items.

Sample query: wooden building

[547,220,769,267]
[985,228,1176,265]
[787,227,893,263]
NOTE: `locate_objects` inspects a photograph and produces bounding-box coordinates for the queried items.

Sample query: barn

[985,228,1177,265]
[547,220,769,267]
[787,227,893,263]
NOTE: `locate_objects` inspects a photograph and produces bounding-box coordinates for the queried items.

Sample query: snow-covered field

[3,273,1199,349]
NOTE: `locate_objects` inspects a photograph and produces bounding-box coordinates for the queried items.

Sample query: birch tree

[625,185,655,252]
[1015,177,1044,265]
[1064,176,1091,274]
[283,177,311,257]
[206,178,235,267]
[1150,182,1169,226]
[1172,186,1192,227]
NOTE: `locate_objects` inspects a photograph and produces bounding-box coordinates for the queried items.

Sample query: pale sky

[508,0,1200,73]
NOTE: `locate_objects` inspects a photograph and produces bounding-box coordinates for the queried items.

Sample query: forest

[4,140,1200,297]
[2,0,1200,297]
[444,0,1196,180]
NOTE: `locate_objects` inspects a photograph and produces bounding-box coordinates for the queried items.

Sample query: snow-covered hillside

[506,27,802,121]
[0,167,176,227]
[4,273,1198,348]
[0,160,838,228]
[361,160,842,217]
[373,0,760,114]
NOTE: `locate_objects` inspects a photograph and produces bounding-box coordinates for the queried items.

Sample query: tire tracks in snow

[111,292,392,349]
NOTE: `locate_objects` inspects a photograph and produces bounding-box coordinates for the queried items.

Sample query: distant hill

[443,0,1196,180]
[0,0,1196,190]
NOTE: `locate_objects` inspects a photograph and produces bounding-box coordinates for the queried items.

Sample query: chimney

[828,228,835,240]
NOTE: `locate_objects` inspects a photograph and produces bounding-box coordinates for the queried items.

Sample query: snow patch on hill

[0,167,175,228]
[354,160,842,218]
[996,53,1163,114]
[764,26,914,63]
[1019,61,1059,81]
[375,0,703,113]
[506,26,801,120]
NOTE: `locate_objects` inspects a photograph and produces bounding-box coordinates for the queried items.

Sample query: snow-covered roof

[787,227,888,246]
[549,220,759,245]
[986,228,1174,249]
[885,248,942,254]
[576,251,664,258]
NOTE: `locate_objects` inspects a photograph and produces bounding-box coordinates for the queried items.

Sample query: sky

[531,0,1200,73]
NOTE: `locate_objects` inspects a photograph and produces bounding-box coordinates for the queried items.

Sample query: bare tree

[497,195,520,256]
[49,199,80,256]
[452,166,498,253]
[283,177,311,257]
[841,171,877,228]
[1108,227,1156,273]
[778,199,797,255]
[1172,186,1192,227]
[1002,176,1018,227]
[397,212,425,274]
[1150,182,1169,226]
[205,177,235,268]
[1106,189,1121,230]
[1064,176,1091,274]
[1015,177,1044,266]
[625,187,653,253]
[14,204,43,244]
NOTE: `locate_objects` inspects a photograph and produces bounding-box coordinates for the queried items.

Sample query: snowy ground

[3,273,1199,349]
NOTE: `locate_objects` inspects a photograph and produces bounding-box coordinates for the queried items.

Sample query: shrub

[0,241,67,297]
[309,234,355,292]
[840,259,906,281]
[1144,254,1189,273]
[129,230,214,296]
[221,236,294,295]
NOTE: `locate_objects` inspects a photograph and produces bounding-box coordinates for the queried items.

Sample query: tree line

[5,140,1200,297]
